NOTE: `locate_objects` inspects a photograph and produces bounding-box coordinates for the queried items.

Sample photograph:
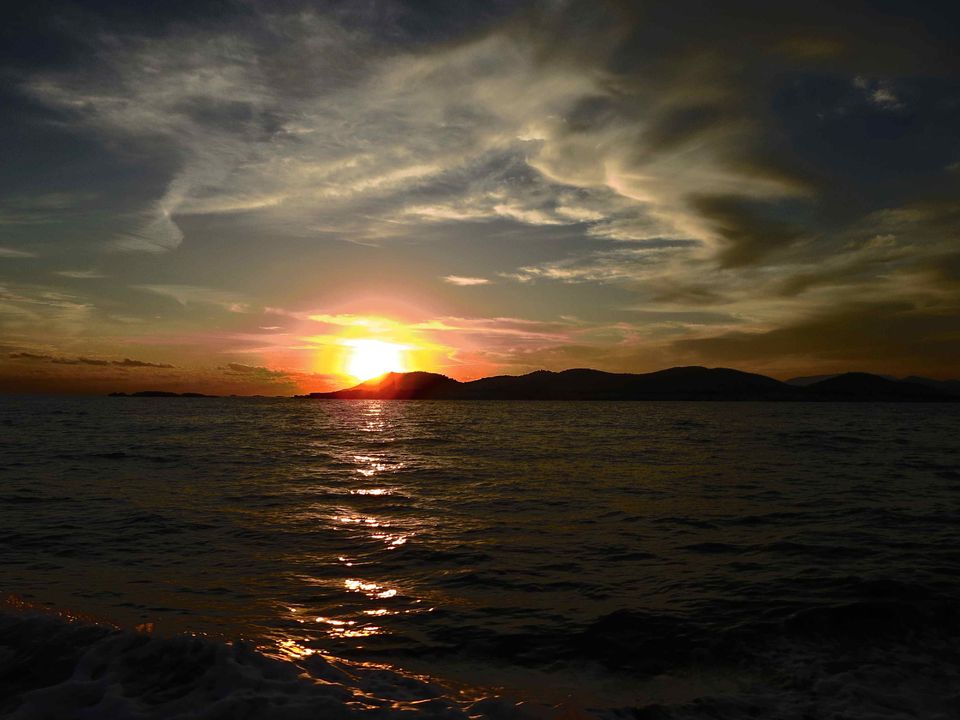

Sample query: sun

[345,339,406,380]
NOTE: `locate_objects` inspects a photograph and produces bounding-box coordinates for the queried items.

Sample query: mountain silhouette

[900,376,960,397]
[298,366,957,401]
[304,371,461,399]
[802,373,953,401]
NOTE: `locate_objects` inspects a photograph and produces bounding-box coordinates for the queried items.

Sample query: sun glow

[344,339,407,380]
[300,312,455,388]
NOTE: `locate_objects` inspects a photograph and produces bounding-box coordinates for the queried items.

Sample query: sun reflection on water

[351,454,405,478]
[371,532,407,548]
[332,508,412,550]
[272,403,433,658]
[280,602,395,644]
[359,403,388,434]
[336,513,381,527]
[315,615,383,639]
[344,578,398,599]
[277,638,316,660]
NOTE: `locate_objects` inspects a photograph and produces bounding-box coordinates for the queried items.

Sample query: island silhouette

[295,367,959,402]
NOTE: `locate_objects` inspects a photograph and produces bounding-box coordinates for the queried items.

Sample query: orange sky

[3,3,959,394]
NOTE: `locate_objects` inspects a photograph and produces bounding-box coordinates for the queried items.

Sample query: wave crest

[0,611,501,719]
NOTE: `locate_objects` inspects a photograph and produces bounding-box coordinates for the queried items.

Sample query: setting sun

[299,313,450,389]
[345,339,406,380]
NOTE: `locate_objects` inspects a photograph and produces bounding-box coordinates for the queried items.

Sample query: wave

[0,609,510,720]
[3,586,960,720]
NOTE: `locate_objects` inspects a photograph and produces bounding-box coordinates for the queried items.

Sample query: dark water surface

[2,398,959,718]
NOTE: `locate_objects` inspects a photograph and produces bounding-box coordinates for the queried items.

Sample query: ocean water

[1,397,959,719]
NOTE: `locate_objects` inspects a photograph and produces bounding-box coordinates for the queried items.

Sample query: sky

[1,0,959,394]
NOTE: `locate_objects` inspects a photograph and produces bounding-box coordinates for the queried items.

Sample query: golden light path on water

[6,396,960,715]
[277,402,427,655]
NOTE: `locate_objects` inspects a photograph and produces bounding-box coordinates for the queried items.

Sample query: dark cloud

[925,252,960,285]
[8,352,52,360]
[562,0,960,266]
[1,0,246,73]
[9,352,174,368]
[329,0,522,46]
[51,357,110,366]
[650,284,729,306]
[114,358,175,368]
[221,363,290,379]
[689,195,804,267]
[639,104,728,154]
[674,301,960,377]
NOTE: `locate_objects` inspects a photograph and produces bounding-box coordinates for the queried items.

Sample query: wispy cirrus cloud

[442,275,490,286]
[3,1,959,384]
[22,2,958,269]
[54,269,106,279]
[0,247,36,258]
[133,284,248,311]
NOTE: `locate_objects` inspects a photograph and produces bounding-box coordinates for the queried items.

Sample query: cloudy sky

[2,0,958,394]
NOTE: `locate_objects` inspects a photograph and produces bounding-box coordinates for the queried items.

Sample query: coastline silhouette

[293,366,959,402]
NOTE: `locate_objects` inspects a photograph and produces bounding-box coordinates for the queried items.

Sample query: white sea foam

[4,610,960,720]
[1,611,533,720]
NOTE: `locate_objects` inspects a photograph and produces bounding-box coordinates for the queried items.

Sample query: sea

[1,397,959,719]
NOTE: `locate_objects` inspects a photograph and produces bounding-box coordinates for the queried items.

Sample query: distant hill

[787,372,958,394]
[900,376,960,397]
[803,373,954,401]
[786,374,843,387]
[301,371,461,400]
[299,367,959,402]
[461,366,798,400]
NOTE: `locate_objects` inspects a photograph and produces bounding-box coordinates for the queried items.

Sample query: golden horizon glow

[344,339,408,381]
[297,312,464,388]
